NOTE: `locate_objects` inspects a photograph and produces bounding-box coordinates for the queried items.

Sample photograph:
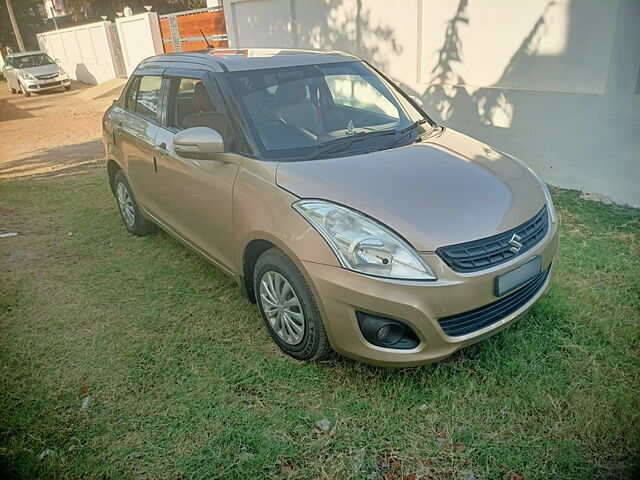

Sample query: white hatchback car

[2,51,71,97]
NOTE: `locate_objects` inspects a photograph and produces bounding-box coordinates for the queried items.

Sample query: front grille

[36,73,58,80]
[38,81,63,88]
[437,267,549,337]
[436,206,548,273]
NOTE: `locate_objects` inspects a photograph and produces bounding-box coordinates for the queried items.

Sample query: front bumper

[22,75,70,92]
[302,223,559,367]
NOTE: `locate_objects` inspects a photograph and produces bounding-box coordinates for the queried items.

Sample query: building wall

[224,0,640,206]
[37,21,117,84]
[115,12,164,77]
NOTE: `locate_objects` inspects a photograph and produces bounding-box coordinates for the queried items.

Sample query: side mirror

[173,127,224,159]
[55,58,60,63]
[409,95,424,108]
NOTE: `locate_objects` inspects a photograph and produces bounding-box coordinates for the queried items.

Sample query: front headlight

[293,200,436,280]
[59,68,67,76]
[19,71,35,80]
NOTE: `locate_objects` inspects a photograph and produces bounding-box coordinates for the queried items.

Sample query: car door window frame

[213,71,263,158]
[121,68,166,126]
[160,69,254,156]
[160,69,215,132]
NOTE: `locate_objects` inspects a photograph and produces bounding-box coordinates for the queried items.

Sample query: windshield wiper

[380,119,428,151]
[303,129,396,161]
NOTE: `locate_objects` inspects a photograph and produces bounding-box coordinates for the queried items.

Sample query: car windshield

[226,61,432,160]
[13,53,55,69]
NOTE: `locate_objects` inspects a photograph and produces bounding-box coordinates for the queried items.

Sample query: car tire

[20,83,31,97]
[113,170,154,236]
[254,247,330,361]
[64,85,71,91]
[7,83,17,94]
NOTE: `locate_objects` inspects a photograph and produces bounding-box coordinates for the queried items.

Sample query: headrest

[193,82,214,112]
[275,81,307,105]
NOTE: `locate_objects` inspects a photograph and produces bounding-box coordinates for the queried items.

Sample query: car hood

[18,64,60,76]
[276,128,546,252]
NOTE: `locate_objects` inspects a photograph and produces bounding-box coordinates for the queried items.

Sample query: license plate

[495,256,542,297]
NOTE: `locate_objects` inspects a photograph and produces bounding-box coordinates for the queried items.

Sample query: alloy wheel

[116,182,135,228]
[259,271,305,345]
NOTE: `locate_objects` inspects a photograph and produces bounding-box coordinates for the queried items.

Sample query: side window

[165,75,253,155]
[123,77,139,112]
[134,76,162,122]
[172,78,202,129]
[168,77,226,136]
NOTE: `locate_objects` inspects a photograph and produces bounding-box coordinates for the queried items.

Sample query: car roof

[137,48,359,73]
[7,51,45,58]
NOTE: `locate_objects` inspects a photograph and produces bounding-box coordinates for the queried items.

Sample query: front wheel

[20,83,31,97]
[64,84,71,91]
[113,170,154,236]
[254,248,330,361]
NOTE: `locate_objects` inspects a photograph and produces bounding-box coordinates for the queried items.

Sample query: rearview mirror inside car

[173,127,224,159]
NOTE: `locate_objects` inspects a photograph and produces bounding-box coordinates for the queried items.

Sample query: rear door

[151,70,240,271]
[116,71,164,215]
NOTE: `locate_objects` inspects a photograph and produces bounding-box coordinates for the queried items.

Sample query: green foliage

[0,0,47,50]
[0,0,207,50]
[0,170,638,479]
[63,0,206,21]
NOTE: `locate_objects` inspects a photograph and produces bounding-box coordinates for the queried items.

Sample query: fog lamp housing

[356,311,420,349]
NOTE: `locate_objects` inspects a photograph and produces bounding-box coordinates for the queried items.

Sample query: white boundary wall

[115,12,164,77]
[37,21,117,85]
[223,0,640,207]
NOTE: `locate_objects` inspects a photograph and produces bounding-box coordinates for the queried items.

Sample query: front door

[115,73,163,216]
[151,73,239,271]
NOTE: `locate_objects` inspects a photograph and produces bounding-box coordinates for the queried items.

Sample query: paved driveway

[0,81,118,179]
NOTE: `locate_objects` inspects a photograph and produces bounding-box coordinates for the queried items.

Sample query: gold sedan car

[103,49,558,367]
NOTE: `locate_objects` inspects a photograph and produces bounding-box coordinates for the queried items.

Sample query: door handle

[157,142,168,154]
[115,121,123,128]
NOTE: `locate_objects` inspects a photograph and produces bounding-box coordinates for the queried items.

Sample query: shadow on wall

[240,0,402,72]
[75,64,98,85]
[420,0,560,133]
[408,0,640,207]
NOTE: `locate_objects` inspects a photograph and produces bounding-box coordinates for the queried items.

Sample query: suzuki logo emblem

[508,233,523,254]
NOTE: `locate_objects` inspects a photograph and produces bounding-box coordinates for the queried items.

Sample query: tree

[64,0,206,21]
[0,0,47,51]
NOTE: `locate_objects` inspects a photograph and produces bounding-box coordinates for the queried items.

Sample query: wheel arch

[242,238,278,303]
[106,159,121,194]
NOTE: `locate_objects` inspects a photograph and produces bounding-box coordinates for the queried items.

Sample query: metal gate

[159,6,228,53]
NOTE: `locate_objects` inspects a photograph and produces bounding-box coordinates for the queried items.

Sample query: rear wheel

[254,248,330,361]
[7,82,17,94]
[113,170,154,236]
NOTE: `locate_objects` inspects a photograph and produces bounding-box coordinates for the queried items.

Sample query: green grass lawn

[1,168,638,480]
